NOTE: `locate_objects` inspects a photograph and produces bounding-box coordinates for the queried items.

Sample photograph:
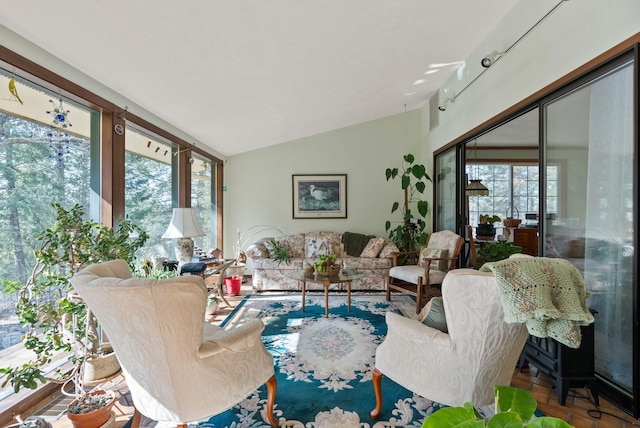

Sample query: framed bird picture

[292,174,347,219]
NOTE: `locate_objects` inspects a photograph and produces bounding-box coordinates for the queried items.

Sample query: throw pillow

[360,237,386,258]
[379,240,400,258]
[419,297,448,333]
[306,236,332,258]
[419,247,449,271]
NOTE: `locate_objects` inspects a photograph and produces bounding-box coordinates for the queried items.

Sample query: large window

[124,126,174,262]
[466,163,556,227]
[191,153,213,252]
[0,72,95,352]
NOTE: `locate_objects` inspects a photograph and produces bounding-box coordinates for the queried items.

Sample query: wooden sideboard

[513,227,538,256]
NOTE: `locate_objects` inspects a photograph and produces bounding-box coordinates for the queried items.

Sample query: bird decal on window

[8,77,23,105]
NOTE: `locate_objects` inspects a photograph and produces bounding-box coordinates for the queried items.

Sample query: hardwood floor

[46,282,638,427]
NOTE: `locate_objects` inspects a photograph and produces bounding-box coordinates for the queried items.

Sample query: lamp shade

[466,179,490,196]
[161,208,205,239]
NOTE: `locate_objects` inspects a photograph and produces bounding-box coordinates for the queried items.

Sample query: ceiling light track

[440,0,569,110]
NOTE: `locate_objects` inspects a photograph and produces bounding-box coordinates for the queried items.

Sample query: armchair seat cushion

[389,265,446,285]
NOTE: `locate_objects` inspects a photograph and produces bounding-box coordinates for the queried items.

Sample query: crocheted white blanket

[480,257,593,348]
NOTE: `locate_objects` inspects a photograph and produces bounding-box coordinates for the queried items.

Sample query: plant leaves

[422,406,483,427]
[404,153,415,163]
[401,175,410,190]
[391,202,399,213]
[412,164,426,179]
[417,201,429,217]
[416,181,426,193]
[487,411,523,427]
[525,417,573,427]
[495,386,537,421]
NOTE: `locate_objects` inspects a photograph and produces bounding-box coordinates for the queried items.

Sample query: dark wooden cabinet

[518,318,598,405]
[513,227,538,256]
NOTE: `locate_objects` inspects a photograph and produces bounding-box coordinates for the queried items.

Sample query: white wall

[427,0,640,154]
[223,109,424,265]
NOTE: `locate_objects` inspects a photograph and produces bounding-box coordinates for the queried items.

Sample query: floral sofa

[246,231,398,291]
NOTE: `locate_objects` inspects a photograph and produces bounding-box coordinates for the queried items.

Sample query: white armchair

[371,268,529,417]
[71,260,278,428]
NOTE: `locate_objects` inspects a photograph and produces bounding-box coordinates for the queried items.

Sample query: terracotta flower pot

[66,390,115,428]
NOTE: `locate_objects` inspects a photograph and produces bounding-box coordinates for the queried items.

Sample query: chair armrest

[198,319,265,359]
[385,312,452,349]
[421,255,460,273]
[391,251,419,266]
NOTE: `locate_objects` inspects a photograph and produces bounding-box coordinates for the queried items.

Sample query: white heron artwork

[299,182,339,211]
[293,175,347,218]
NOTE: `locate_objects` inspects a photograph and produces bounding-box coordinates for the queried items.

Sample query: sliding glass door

[543,56,635,412]
[434,146,457,232]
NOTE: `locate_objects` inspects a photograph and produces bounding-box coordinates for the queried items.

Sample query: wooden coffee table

[286,271,365,317]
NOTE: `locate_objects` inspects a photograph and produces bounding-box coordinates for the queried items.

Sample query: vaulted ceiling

[0,1,518,157]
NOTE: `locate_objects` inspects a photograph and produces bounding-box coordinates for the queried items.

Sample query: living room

[0,0,639,426]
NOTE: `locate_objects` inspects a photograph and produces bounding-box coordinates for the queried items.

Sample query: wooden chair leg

[177,425,187,428]
[386,276,392,301]
[415,278,423,313]
[265,374,279,427]
[130,408,142,428]
[370,368,384,419]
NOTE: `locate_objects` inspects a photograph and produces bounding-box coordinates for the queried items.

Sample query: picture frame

[292,174,347,219]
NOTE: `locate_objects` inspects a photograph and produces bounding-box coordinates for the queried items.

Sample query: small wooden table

[286,271,365,317]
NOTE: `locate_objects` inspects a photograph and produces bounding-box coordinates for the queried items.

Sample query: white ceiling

[0,1,518,157]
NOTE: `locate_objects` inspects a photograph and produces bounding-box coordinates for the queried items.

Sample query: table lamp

[162,208,205,265]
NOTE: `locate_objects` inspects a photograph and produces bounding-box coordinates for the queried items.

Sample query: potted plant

[267,238,293,265]
[205,293,219,315]
[385,154,432,252]
[0,203,148,422]
[475,240,522,269]
[313,253,339,276]
[477,214,501,238]
[423,385,572,427]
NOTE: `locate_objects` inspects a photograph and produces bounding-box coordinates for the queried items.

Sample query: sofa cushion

[379,240,399,258]
[246,238,271,259]
[305,236,332,258]
[360,237,386,258]
[419,296,448,333]
[279,234,305,258]
[341,231,376,257]
[305,232,340,258]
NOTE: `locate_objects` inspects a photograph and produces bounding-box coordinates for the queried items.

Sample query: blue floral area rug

[201,292,446,427]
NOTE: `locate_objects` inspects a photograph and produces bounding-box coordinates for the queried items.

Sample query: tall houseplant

[385,154,432,252]
[0,203,148,402]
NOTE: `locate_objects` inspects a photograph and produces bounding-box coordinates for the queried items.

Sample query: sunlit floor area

[38,281,639,428]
